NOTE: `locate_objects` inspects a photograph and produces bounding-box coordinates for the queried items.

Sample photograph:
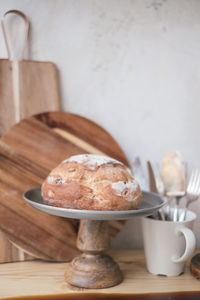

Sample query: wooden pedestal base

[65,220,123,289]
[65,253,122,289]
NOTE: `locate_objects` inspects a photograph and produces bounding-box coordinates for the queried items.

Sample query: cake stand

[23,188,165,289]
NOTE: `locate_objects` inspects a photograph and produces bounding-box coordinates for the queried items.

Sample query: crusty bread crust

[42,154,142,211]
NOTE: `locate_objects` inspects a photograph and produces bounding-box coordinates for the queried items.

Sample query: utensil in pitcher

[147,161,165,220]
[179,169,200,221]
[161,152,186,221]
[166,191,185,221]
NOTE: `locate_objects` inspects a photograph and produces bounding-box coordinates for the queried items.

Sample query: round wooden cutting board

[0,111,129,261]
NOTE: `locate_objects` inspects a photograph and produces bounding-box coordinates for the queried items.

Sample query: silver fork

[179,169,200,221]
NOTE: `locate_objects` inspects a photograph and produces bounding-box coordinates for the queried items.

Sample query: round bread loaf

[42,154,142,211]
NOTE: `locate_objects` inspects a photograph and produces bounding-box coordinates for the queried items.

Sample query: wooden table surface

[0,250,200,298]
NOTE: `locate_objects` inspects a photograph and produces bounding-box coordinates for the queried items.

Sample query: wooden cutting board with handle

[0,111,129,262]
[0,10,60,262]
[0,10,60,135]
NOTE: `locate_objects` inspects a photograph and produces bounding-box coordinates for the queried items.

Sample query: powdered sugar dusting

[111,180,139,197]
[47,176,56,184]
[62,154,123,170]
[47,176,66,184]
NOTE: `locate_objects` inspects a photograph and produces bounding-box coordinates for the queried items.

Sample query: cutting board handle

[1,10,29,60]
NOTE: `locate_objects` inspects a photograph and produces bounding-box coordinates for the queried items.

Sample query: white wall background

[0,0,200,248]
